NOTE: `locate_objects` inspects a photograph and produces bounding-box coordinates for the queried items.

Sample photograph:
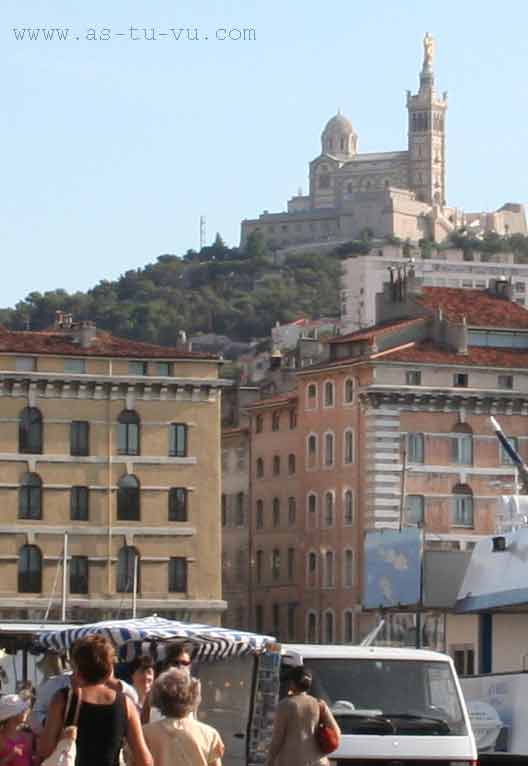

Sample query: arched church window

[340,137,346,151]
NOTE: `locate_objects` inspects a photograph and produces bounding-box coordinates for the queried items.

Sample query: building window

[307,493,317,529]
[406,495,424,525]
[70,556,89,594]
[452,646,475,676]
[306,611,318,643]
[116,546,139,593]
[70,486,89,521]
[64,358,86,373]
[500,436,519,465]
[271,549,281,581]
[323,492,334,527]
[272,412,280,432]
[498,374,514,390]
[288,454,296,475]
[323,610,334,644]
[407,433,424,464]
[19,472,42,520]
[255,605,264,634]
[289,410,297,429]
[343,489,354,526]
[19,407,42,454]
[169,487,188,522]
[168,557,187,592]
[256,458,264,478]
[343,610,354,643]
[272,604,280,638]
[272,498,280,528]
[343,549,354,588]
[156,362,172,376]
[307,551,318,588]
[128,361,148,376]
[256,499,264,529]
[306,383,318,410]
[288,497,296,526]
[324,381,335,407]
[169,423,188,457]
[221,494,227,527]
[256,415,263,434]
[454,373,468,388]
[287,548,295,581]
[18,545,42,593]
[307,434,317,469]
[343,429,354,464]
[117,474,140,521]
[117,410,140,456]
[256,550,264,584]
[70,421,90,456]
[287,603,296,641]
[324,551,335,588]
[344,378,355,404]
[324,432,334,467]
[406,370,422,385]
[452,485,474,528]
[273,455,281,476]
[235,492,245,526]
[15,357,36,372]
[452,427,473,465]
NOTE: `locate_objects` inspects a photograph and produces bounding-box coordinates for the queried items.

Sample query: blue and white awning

[34,616,276,662]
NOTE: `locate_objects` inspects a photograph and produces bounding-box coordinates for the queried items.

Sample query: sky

[2,0,527,308]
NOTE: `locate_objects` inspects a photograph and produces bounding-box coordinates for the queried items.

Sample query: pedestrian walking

[267,666,340,766]
[38,635,152,766]
[0,694,33,766]
[143,667,224,766]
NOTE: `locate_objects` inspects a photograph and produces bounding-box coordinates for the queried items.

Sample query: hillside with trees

[1,230,527,345]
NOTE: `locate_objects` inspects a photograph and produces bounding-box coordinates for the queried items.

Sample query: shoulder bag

[41,686,82,766]
[315,700,339,755]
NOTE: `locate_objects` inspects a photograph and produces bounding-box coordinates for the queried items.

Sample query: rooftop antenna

[200,215,206,250]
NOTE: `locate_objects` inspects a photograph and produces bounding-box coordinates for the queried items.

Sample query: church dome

[321,111,357,157]
[323,112,355,134]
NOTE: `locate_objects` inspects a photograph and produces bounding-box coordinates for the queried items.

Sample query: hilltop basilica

[241,35,526,248]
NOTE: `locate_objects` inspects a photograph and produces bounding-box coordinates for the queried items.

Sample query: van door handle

[234,733,245,739]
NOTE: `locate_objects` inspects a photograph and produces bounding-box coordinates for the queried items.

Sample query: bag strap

[71,687,82,727]
[63,686,74,726]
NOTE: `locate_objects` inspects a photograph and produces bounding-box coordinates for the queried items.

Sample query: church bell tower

[407,34,448,206]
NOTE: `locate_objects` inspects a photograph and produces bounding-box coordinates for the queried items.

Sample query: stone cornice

[0,375,231,401]
[361,387,528,415]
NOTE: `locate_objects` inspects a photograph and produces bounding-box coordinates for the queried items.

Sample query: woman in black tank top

[38,636,152,766]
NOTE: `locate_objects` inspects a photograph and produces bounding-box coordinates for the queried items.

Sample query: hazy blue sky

[2,0,527,307]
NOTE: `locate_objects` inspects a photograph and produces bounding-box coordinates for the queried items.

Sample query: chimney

[269,348,283,371]
[488,276,513,301]
[55,311,73,330]
[76,321,97,348]
[176,330,192,352]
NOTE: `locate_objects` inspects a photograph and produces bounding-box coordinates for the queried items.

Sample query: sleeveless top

[62,687,127,766]
[0,733,32,766]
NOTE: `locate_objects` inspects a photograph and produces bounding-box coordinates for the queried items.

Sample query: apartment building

[243,276,528,643]
[341,246,528,332]
[0,317,227,623]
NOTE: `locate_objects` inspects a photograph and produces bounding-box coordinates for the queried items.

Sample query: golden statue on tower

[423,32,434,67]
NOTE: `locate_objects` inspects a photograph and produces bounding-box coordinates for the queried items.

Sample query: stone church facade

[241,36,526,249]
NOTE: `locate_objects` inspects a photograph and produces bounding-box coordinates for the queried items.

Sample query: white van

[282,644,477,765]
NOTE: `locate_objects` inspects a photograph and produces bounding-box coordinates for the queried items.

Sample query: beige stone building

[241,36,526,249]
[0,316,228,623]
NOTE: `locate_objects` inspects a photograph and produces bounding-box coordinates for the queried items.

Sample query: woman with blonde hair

[143,668,224,766]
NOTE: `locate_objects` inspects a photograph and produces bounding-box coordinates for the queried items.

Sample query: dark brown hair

[71,635,115,684]
[129,655,155,676]
[290,665,312,692]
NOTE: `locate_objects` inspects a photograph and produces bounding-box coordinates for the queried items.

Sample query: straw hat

[0,695,29,722]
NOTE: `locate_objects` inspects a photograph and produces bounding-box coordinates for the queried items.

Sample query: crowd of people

[0,636,224,766]
[0,639,340,766]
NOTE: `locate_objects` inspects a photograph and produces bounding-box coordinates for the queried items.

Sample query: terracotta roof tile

[417,287,528,329]
[380,341,528,369]
[0,326,218,360]
[329,317,426,344]
[245,392,298,410]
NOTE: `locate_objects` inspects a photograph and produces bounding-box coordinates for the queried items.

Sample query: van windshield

[303,658,467,736]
